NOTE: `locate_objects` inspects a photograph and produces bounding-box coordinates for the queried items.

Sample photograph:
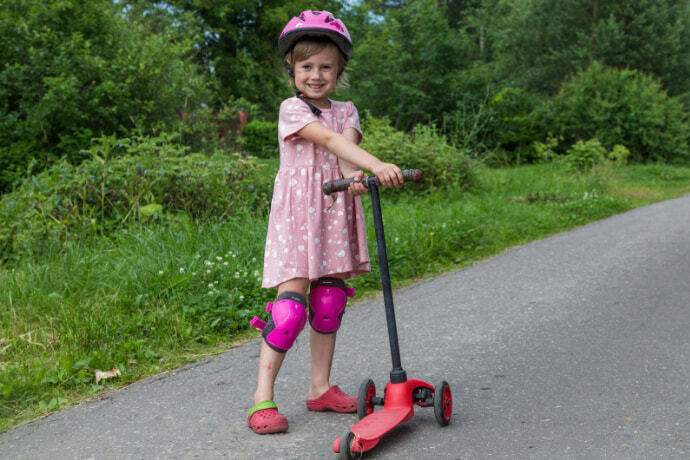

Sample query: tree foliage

[345,0,473,130]
[0,0,210,192]
[125,0,344,117]
[493,0,690,96]
[536,62,688,163]
[2,0,689,193]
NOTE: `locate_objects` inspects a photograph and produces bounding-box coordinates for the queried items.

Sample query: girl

[247,10,403,434]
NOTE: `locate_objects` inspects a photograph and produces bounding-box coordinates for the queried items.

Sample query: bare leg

[307,273,351,400]
[308,329,337,400]
[254,342,286,404]
[253,278,309,405]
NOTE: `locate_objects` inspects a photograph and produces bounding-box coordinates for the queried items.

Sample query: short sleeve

[278,98,321,143]
[342,101,362,144]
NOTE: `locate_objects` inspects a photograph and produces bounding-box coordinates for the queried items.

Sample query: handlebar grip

[322,169,423,195]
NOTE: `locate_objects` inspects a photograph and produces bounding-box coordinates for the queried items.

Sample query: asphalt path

[2,195,689,459]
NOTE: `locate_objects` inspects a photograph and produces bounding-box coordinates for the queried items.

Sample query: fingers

[347,181,368,197]
[375,163,403,188]
[345,170,368,196]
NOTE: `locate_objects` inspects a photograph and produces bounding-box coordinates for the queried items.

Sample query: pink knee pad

[249,292,307,352]
[308,278,355,334]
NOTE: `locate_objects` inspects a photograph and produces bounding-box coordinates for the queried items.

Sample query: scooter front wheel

[434,380,452,426]
[338,430,360,459]
[357,378,376,419]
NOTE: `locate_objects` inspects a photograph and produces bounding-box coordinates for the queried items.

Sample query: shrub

[241,120,278,158]
[361,117,477,194]
[562,139,606,172]
[536,62,689,163]
[608,144,631,166]
[0,0,211,192]
[0,134,272,263]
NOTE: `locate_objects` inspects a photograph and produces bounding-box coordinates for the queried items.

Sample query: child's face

[292,45,340,108]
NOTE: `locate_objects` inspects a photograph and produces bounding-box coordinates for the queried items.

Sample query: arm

[297,121,403,188]
[339,128,367,196]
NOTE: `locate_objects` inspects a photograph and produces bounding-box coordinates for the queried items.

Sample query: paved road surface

[2,196,689,459]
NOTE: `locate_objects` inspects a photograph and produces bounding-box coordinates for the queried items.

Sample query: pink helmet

[279,10,353,62]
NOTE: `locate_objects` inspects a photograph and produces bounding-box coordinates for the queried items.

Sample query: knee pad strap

[308,278,355,334]
[250,291,307,353]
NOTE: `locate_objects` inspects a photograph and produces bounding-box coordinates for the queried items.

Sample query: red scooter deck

[348,407,413,452]
[335,379,434,454]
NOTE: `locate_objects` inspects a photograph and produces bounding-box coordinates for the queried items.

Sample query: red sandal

[306,385,356,413]
[247,401,289,434]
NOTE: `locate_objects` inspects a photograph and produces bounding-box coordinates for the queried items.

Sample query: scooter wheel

[338,430,359,459]
[357,378,376,419]
[434,380,452,426]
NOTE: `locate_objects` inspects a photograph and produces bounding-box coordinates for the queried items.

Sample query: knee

[252,291,308,352]
[308,278,355,334]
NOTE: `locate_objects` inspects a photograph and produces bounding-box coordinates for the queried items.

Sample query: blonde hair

[286,37,349,89]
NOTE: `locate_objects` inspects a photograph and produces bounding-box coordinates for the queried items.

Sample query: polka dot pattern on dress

[262,98,370,288]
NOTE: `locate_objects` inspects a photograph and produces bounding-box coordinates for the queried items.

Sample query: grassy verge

[1,163,690,431]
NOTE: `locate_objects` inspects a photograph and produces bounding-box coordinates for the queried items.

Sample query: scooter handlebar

[322,169,423,195]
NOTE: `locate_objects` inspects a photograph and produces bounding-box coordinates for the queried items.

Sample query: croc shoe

[247,400,289,434]
[306,385,356,413]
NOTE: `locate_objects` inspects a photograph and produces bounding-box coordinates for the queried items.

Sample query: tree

[126,0,344,118]
[344,0,473,130]
[0,0,210,191]
[493,0,690,96]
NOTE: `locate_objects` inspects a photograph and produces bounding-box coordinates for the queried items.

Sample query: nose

[309,68,322,80]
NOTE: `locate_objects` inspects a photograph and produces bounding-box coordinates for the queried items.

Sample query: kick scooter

[323,170,453,458]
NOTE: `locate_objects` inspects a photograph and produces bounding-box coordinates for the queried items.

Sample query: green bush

[608,144,631,166]
[0,134,272,263]
[361,117,477,194]
[536,62,689,163]
[562,139,607,172]
[0,0,211,192]
[241,120,278,158]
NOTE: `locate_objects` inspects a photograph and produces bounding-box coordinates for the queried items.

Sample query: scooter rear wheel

[434,380,452,426]
[357,378,376,419]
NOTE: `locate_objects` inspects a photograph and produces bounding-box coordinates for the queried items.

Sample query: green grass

[2,162,690,431]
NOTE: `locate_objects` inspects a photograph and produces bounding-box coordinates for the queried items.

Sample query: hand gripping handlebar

[322,169,423,195]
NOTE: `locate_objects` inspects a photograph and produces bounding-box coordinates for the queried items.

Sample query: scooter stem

[367,178,407,383]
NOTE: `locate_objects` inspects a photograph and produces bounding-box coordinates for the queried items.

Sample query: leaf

[59,355,74,374]
[139,203,163,216]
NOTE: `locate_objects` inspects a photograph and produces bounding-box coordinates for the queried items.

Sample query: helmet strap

[284,62,295,78]
[295,91,322,116]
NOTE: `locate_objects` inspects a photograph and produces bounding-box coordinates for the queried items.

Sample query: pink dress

[262,97,371,288]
